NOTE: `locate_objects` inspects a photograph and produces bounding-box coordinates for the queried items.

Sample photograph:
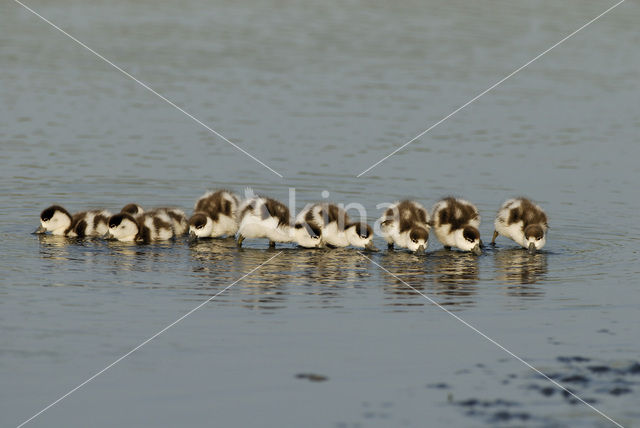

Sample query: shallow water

[2,0,640,427]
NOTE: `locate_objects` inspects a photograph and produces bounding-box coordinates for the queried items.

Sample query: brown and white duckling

[150,208,189,236]
[296,203,377,251]
[236,196,322,248]
[492,198,548,254]
[120,203,144,216]
[35,205,111,237]
[431,197,482,255]
[188,190,239,239]
[105,208,188,243]
[379,200,430,253]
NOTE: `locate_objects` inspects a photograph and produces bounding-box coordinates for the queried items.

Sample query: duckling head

[105,213,139,242]
[36,205,72,235]
[121,203,144,216]
[408,226,429,253]
[188,212,213,238]
[456,226,482,255]
[524,224,546,254]
[293,222,323,248]
[347,222,378,251]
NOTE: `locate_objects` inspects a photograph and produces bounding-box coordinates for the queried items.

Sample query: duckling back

[150,208,188,236]
[71,209,112,237]
[137,210,181,242]
[120,203,144,216]
[194,190,239,219]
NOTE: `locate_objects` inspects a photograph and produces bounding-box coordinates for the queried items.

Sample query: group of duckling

[35,190,548,255]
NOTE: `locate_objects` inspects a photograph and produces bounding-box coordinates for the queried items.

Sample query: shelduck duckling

[236,196,322,248]
[379,200,430,253]
[120,203,144,216]
[431,197,482,255]
[492,198,548,254]
[35,205,111,237]
[151,208,189,236]
[105,208,188,243]
[296,203,377,251]
[188,190,239,239]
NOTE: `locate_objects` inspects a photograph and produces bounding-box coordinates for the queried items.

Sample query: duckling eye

[412,239,418,243]
[196,225,204,230]
[536,236,541,241]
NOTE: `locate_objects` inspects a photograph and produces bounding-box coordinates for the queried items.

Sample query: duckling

[379,200,430,253]
[120,203,144,216]
[431,197,482,255]
[105,209,187,243]
[104,213,141,242]
[236,196,322,248]
[35,205,111,237]
[492,198,548,254]
[188,190,239,239]
[151,208,189,236]
[296,203,377,251]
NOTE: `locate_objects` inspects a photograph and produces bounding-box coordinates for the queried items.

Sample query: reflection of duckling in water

[187,235,239,271]
[295,249,373,304]
[37,233,73,264]
[379,250,429,283]
[378,251,430,305]
[494,248,548,286]
[430,251,479,307]
[430,251,479,286]
[230,253,292,312]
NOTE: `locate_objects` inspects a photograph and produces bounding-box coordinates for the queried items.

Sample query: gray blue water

[2,0,640,426]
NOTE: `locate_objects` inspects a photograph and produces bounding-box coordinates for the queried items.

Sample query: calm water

[2,0,640,426]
